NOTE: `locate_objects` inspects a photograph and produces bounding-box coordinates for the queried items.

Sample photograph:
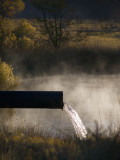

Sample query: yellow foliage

[0,18,15,35]
[23,136,45,144]
[3,33,17,48]
[16,20,36,38]
[18,36,34,49]
[12,135,23,142]
[0,61,20,90]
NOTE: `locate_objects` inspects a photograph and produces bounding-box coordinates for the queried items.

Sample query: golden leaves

[0,61,20,91]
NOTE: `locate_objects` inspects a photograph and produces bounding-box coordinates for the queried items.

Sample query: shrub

[0,18,15,49]
[3,33,17,48]
[15,20,36,38]
[0,60,20,91]
[0,18,15,36]
[18,36,34,49]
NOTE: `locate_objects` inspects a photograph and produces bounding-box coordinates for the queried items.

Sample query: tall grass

[0,123,120,160]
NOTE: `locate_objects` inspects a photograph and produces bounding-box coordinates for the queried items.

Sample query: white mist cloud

[9,74,120,136]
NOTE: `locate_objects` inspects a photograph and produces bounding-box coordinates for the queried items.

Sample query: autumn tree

[0,0,25,17]
[0,60,20,90]
[0,0,25,55]
[29,0,68,48]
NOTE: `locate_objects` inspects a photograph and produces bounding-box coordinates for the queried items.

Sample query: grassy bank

[0,125,120,160]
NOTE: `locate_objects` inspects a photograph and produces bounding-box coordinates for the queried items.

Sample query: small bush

[18,36,35,49]
[3,33,17,48]
[0,18,15,49]
[15,20,36,38]
[0,60,20,91]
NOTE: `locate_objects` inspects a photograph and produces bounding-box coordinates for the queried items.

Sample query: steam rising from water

[64,104,87,139]
[9,74,120,136]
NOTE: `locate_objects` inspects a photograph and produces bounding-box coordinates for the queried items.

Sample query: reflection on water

[8,74,120,136]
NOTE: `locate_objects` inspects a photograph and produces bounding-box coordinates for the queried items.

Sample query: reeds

[0,122,120,160]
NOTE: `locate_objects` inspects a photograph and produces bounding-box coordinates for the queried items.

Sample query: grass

[0,123,120,160]
[82,36,120,49]
[69,19,120,31]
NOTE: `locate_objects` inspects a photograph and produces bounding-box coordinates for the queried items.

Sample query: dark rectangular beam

[0,91,63,109]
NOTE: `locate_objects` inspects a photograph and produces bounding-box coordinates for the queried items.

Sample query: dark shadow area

[2,47,120,76]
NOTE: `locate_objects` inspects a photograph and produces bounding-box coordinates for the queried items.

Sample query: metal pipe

[0,91,63,109]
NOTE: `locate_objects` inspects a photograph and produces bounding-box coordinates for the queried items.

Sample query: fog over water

[9,74,120,136]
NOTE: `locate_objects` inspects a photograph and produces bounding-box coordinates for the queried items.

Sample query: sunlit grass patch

[86,36,120,49]
[68,34,120,50]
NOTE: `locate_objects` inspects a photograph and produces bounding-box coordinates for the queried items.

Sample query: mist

[8,74,120,136]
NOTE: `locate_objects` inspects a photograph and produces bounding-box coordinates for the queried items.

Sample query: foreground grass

[0,125,120,160]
